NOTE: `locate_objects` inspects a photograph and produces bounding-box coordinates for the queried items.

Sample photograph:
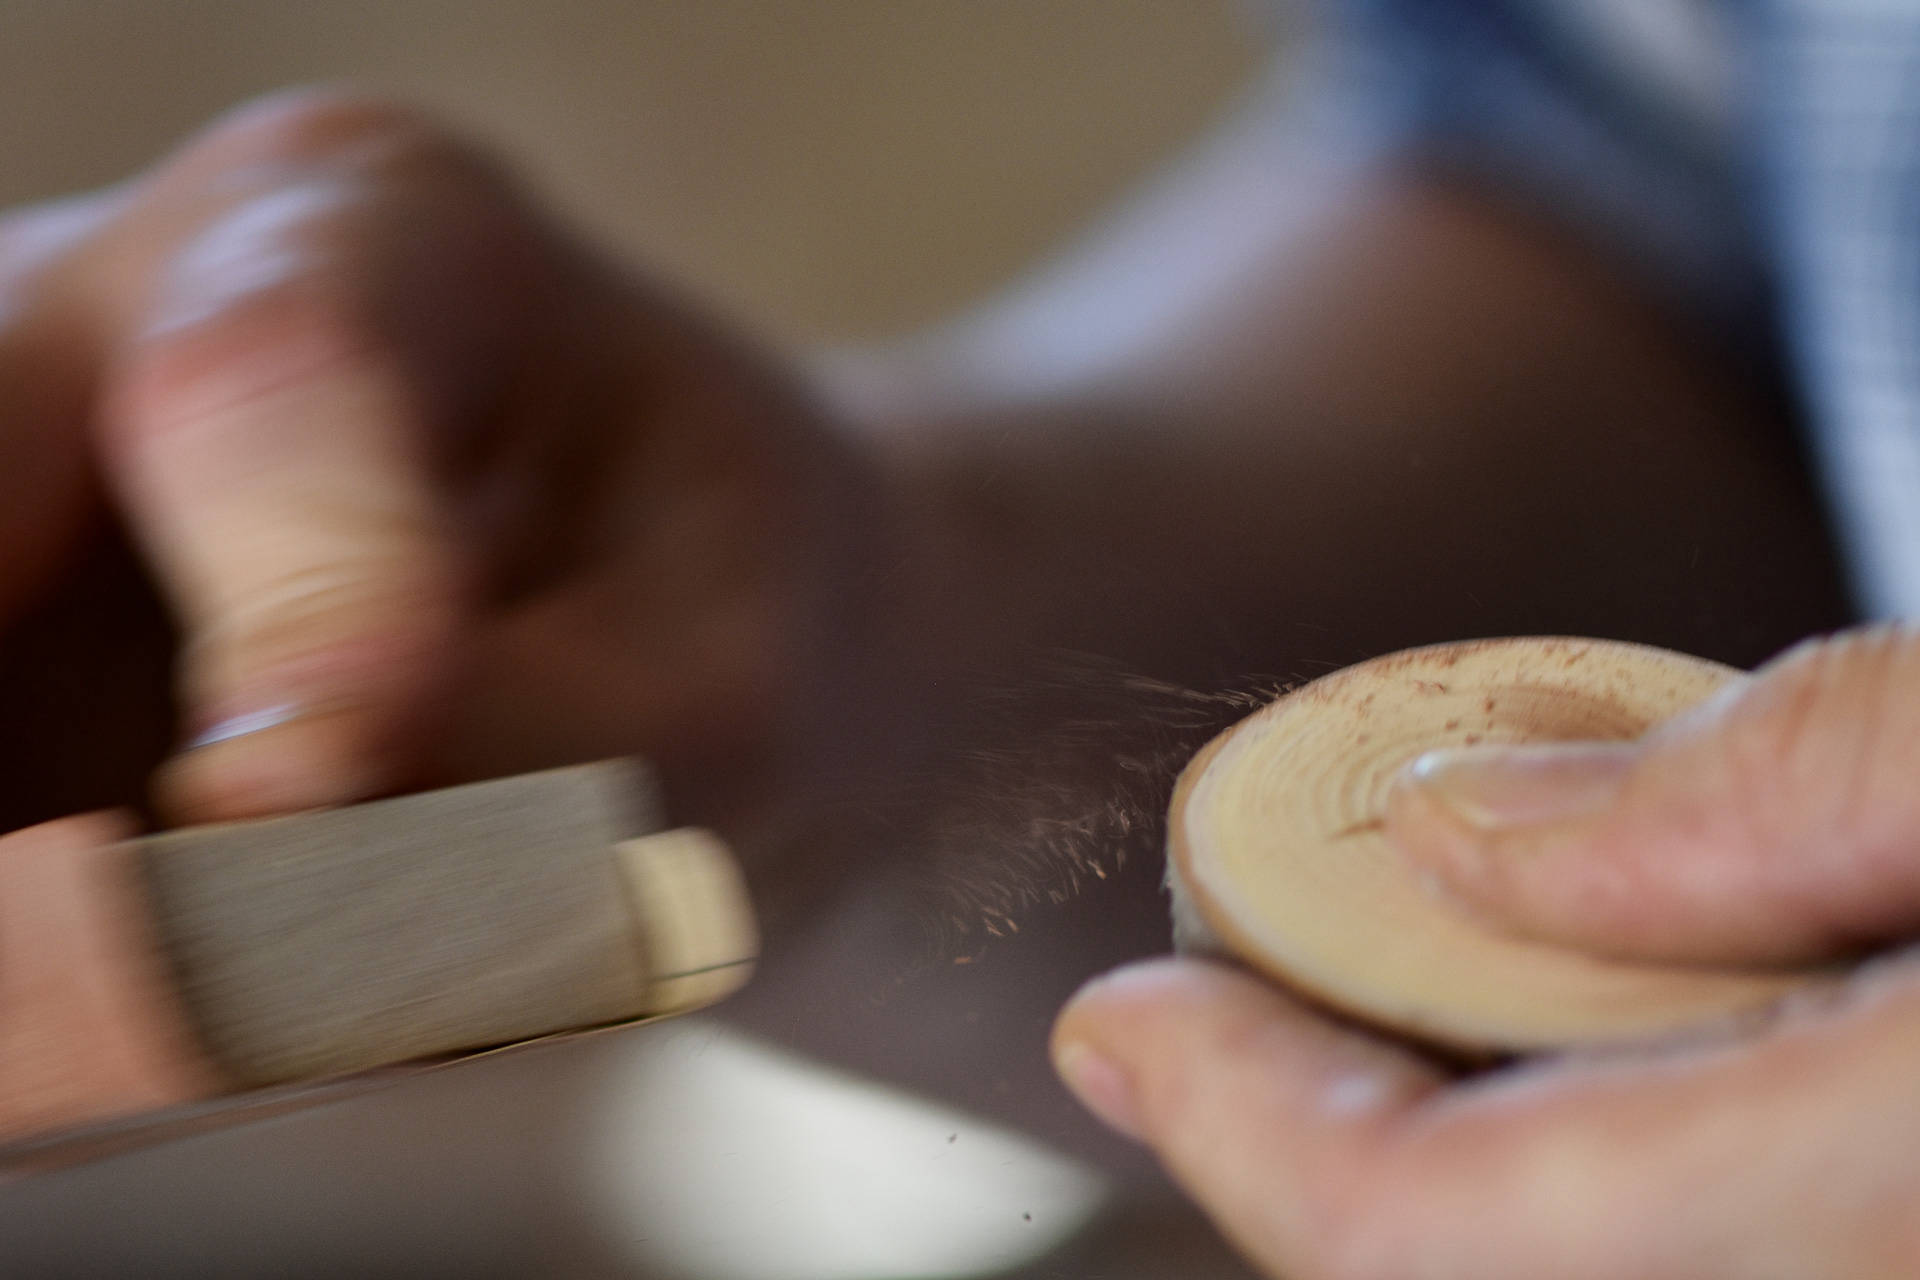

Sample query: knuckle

[217,560,454,662]
[114,228,379,439]
[209,87,442,167]
[187,91,515,243]
[1702,645,1841,861]
[1730,634,1868,793]
[197,87,487,189]
[0,193,122,300]
[1708,627,1920,861]
[193,560,461,713]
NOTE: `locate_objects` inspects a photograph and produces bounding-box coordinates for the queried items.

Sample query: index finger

[93,111,479,820]
[1053,959,1444,1278]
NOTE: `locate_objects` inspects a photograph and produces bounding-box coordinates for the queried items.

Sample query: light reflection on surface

[585,1018,1107,1279]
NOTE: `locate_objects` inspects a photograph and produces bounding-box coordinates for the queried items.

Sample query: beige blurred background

[0,4,1282,1276]
[1,0,1271,341]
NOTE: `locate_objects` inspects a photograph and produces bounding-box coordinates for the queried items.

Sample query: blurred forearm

[854,172,1844,686]
[737,150,1849,1161]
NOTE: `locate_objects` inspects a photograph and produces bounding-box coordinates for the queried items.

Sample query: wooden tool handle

[134,761,756,1086]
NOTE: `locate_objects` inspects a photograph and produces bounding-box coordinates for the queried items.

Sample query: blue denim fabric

[1756,2,1920,617]
[1332,0,1767,340]
[1334,0,1920,615]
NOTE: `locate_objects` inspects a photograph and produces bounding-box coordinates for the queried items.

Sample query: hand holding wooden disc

[1167,637,1833,1055]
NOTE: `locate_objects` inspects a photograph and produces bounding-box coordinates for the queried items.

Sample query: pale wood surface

[1168,638,1834,1055]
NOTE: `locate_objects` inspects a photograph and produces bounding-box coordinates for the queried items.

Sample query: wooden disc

[1167,637,1831,1055]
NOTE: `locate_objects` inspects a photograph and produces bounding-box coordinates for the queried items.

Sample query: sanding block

[1166,637,1837,1056]
[131,760,756,1087]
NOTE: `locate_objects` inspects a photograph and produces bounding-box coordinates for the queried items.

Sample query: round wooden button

[1167,637,1832,1055]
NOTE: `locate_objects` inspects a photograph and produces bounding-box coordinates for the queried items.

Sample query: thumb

[1051,958,1441,1279]
[1386,626,1920,965]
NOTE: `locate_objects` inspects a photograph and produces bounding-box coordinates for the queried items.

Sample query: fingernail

[162,704,384,821]
[1053,1042,1143,1141]
[1320,1070,1403,1118]
[1404,742,1637,831]
[187,703,302,750]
